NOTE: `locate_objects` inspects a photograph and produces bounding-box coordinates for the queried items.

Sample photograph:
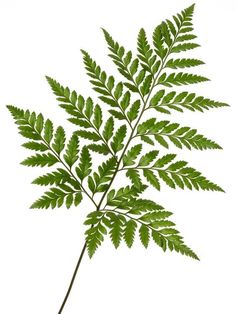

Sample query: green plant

[7,4,227,313]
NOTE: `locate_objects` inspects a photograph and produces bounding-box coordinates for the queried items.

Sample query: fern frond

[111,125,127,153]
[123,144,142,166]
[81,50,134,127]
[171,43,200,53]
[7,105,86,208]
[137,28,159,75]
[46,77,115,156]
[126,169,142,189]
[102,28,152,95]
[166,58,204,69]
[8,3,228,290]
[124,219,137,247]
[149,90,229,113]
[32,168,71,186]
[21,141,48,151]
[158,72,209,87]
[21,153,58,167]
[136,119,222,150]
[76,147,92,181]
[102,28,137,83]
[85,200,199,259]
[107,184,147,208]
[123,153,224,192]
[153,4,198,62]
[31,186,82,209]
[84,212,107,257]
[52,126,66,154]
[88,157,117,194]
[63,133,79,168]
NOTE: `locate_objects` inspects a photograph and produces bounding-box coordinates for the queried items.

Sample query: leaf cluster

[7,4,227,262]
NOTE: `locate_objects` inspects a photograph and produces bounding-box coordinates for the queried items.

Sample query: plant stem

[58,242,87,314]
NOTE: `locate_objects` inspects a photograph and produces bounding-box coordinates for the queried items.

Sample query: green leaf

[149,90,229,113]
[108,110,125,120]
[140,135,155,145]
[138,150,159,166]
[124,82,139,93]
[120,91,131,110]
[172,43,200,53]
[31,187,81,209]
[44,119,54,144]
[166,58,205,69]
[137,120,222,150]
[63,134,79,167]
[130,58,139,75]
[7,106,42,141]
[93,105,103,129]
[158,170,176,188]
[99,96,117,107]
[137,118,156,135]
[123,144,142,166]
[154,154,176,168]
[108,213,124,248]
[137,28,156,74]
[107,185,147,207]
[143,169,160,190]
[7,105,24,120]
[74,192,83,206]
[114,82,123,99]
[135,69,146,85]
[8,4,227,264]
[152,4,197,61]
[139,225,150,248]
[32,168,71,186]
[140,75,152,96]
[22,142,48,152]
[76,130,101,141]
[87,144,110,155]
[102,29,134,82]
[152,229,199,260]
[176,34,197,42]
[21,153,58,167]
[84,213,106,257]
[128,198,163,213]
[102,117,114,141]
[158,72,209,87]
[161,21,172,47]
[153,25,166,59]
[46,76,65,98]
[126,169,142,189]
[88,157,117,194]
[149,156,224,192]
[151,230,167,251]
[111,125,127,153]
[76,147,92,180]
[81,50,110,98]
[35,114,44,133]
[85,97,94,119]
[45,78,115,155]
[81,50,132,126]
[150,90,165,107]
[127,100,141,122]
[154,134,169,148]
[124,220,137,248]
[84,211,105,225]
[52,126,66,154]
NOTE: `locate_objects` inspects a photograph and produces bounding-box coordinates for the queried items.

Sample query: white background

[0,0,235,313]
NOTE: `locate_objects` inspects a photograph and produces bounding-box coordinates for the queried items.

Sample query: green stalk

[57,243,87,314]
